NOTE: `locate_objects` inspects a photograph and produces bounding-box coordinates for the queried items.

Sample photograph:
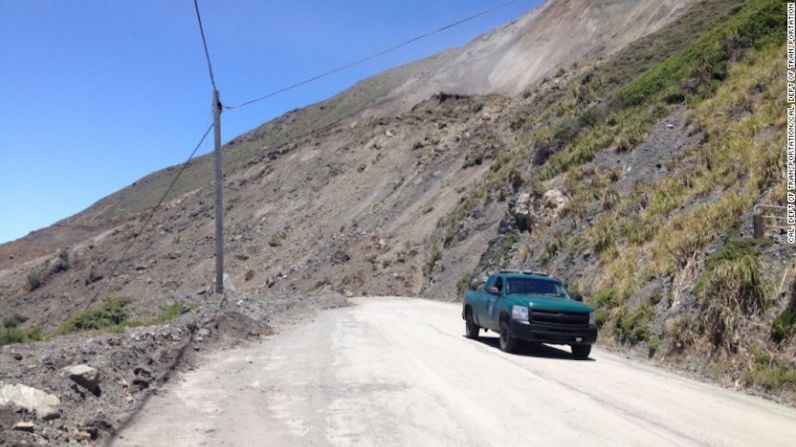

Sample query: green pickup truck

[462,270,596,359]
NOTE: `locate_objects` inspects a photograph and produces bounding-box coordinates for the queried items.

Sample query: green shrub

[457,273,473,297]
[0,327,43,346]
[746,364,796,390]
[539,234,564,265]
[54,298,185,335]
[696,239,770,347]
[666,315,696,351]
[617,304,654,344]
[590,289,615,309]
[589,216,617,255]
[55,297,132,335]
[577,108,602,128]
[649,288,663,305]
[501,234,519,256]
[648,334,662,355]
[771,311,796,343]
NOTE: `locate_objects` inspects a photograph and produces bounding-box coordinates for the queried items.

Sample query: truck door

[484,276,503,331]
[474,275,496,327]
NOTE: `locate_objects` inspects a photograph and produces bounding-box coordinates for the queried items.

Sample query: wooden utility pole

[213,89,224,293]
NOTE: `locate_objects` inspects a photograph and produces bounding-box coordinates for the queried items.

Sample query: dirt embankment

[0,291,347,446]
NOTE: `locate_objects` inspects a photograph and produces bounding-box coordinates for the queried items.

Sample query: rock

[12,353,22,361]
[63,364,100,396]
[512,192,533,232]
[13,421,35,432]
[513,189,569,231]
[0,404,15,429]
[542,189,569,213]
[0,384,60,420]
[331,250,350,264]
[71,429,92,441]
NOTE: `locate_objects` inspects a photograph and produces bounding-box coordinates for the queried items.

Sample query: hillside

[1,0,794,410]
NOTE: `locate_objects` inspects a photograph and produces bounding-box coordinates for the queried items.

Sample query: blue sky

[0,0,540,244]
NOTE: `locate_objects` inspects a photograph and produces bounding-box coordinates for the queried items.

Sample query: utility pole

[213,89,224,293]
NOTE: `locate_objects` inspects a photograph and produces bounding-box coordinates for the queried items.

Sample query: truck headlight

[589,311,596,327]
[511,305,529,322]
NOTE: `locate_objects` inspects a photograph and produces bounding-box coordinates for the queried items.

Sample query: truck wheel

[571,344,591,359]
[465,311,480,339]
[499,321,518,353]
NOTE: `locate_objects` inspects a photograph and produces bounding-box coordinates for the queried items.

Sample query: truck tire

[499,321,518,353]
[465,310,480,339]
[571,344,591,359]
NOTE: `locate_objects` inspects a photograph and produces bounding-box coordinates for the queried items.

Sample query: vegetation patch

[695,239,770,348]
[746,350,796,390]
[0,314,42,346]
[771,310,796,343]
[616,304,654,345]
[54,298,185,336]
[615,0,782,106]
[456,273,473,297]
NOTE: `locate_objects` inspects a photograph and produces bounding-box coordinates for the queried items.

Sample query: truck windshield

[506,278,570,298]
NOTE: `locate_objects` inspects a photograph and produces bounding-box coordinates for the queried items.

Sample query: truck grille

[531,310,589,327]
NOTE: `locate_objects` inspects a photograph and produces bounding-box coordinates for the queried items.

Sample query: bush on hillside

[696,240,770,348]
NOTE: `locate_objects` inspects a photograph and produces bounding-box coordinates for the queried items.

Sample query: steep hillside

[426,0,794,401]
[1,0,793,406]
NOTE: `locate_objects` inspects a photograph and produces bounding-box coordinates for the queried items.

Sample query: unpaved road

[114,297,796,446]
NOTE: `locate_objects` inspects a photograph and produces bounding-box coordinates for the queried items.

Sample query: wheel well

[464,304,472,316]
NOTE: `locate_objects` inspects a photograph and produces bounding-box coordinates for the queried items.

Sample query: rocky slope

[1,0,795,442]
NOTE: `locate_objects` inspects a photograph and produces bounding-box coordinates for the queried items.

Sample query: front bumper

[509,320,597,345]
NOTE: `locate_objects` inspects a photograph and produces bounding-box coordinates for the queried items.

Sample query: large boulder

[63,364,101,396]
[512,192,534,232]
[0,383,60,420]
[511,189,570,233]
[543,189,569,214]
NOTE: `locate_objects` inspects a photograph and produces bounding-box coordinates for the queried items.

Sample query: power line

[89,122,214,304]
[224,0,519,110]
[193,0,219,92]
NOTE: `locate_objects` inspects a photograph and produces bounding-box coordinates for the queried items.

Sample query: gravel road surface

[114,297,796,447]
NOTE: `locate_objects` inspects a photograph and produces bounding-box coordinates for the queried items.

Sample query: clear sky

[0,0,540,244]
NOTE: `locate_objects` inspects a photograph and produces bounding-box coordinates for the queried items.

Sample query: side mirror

[572,294,583,302]
[487,286,500,295]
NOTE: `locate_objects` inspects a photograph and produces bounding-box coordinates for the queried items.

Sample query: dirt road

[114,297,796,446]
